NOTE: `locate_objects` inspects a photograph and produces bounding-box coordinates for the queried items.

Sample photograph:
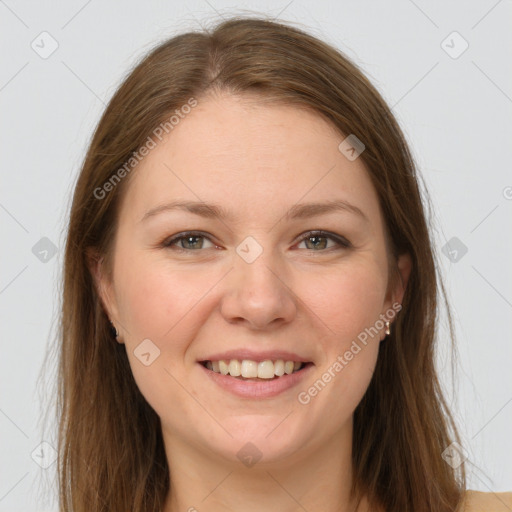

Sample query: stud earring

[109,319,119,339]
[385,321,391,336]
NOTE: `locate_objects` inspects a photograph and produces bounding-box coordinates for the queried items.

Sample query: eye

[295,231,351,251]
[162,231,217,251]
[161,230,351,253]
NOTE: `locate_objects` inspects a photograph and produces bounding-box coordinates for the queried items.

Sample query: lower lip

[198,362,314,399]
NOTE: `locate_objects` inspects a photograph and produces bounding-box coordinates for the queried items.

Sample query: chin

[207,415,315,466]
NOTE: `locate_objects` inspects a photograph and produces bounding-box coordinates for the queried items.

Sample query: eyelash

[161,230,352,253]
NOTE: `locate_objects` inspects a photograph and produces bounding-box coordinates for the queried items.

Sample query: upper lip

[198,349,312,363]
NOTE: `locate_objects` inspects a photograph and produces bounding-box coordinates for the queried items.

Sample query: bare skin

[92,92,411,512]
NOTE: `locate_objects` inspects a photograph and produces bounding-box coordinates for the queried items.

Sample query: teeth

[219,360,229,375]
[228,359,241,377]
[274,359,285,376]
[205,358,305,378]
[284,361,294,375]
[240,360,258,378]
[258,360,275,379]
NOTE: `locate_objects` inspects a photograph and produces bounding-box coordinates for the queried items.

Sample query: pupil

[308,236,326,250]
[185,236,201,249]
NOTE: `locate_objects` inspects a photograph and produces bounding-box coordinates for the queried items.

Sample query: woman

[57,16,511,512]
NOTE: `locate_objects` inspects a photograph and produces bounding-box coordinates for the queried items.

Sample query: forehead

[118,94,382,227]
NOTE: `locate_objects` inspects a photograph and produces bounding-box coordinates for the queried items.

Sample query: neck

[161,420,367,512]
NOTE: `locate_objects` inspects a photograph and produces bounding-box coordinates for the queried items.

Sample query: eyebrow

[140,199,368,223]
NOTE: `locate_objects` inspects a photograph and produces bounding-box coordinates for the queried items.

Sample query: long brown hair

[56,15,466,511]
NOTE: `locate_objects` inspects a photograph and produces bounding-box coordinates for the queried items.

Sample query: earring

[385,321,391,336]
[109,319,119,339]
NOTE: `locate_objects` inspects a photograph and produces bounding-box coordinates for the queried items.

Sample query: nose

[219,249,297,331]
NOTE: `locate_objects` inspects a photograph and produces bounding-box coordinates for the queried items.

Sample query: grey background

[1,0,511,510]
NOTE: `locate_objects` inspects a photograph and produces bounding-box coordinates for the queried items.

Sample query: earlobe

[381,252,412,341]
[86,249,124,343]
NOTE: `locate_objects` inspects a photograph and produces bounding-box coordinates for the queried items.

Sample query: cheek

[111,253,209,415]
[300,261,387,341]
[293,263,386,420]
[113,251,212,343]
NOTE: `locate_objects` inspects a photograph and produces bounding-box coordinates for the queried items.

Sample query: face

[94,93,409,467]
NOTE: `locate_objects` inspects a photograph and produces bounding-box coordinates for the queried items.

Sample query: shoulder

[462,490,512,511]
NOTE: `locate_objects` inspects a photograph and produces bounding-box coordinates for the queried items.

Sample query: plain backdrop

[1,1,511,510]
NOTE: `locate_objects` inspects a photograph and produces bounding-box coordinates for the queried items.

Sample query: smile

[201,359,305,379]
[198,357,314,399]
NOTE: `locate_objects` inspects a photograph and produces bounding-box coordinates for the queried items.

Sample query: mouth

[199,359,313,381]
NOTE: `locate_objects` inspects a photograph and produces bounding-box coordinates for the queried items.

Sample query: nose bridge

[235,243,278,291]
[234,239,284,300]
[220,237,297,328]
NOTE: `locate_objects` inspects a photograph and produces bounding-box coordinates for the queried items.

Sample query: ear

[392,252,412,305]
[381,252,412,340]
[86,247,119,324]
